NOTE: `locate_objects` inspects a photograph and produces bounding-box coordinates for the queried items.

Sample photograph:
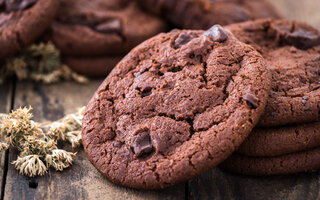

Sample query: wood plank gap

[185,182,189,200]
[0,78,16,200]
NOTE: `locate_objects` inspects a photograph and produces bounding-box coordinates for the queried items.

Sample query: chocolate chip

[204,24,228,42]
[287,30,320,49]
[302,95,309,104]
[95,18,122,34]
[113,141,122,148]
[131,130,153,158]
[270,22,320,49]
[243,94,259,109]
[174,33,193,48]
[5,0,37,12]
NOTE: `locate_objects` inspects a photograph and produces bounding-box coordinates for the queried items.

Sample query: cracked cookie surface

[0,0,59,60]
[135,0,281,29]
[50,0,167,56]
[226,19,320,127]
[82,26,271,189]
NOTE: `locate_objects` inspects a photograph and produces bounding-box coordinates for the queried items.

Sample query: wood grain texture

[189,168,320,200]
[3,80,184,200]
[0,81,14,200]
[266,0,320,29]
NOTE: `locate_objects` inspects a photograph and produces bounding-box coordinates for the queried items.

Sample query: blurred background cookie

[0,0,59,61]
[135,0,282,29]
[49,0,167,76]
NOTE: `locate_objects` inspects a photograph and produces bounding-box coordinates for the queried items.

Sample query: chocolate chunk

[280,30,320,49]
[302,95,309,104]
[113,141,122,148]
[5,0,37,12]
[243,94,259,109]
[270,22,320,49]
[204,24,228,42]
[95,18,122,34]
[286,30,320,49]
[131,130,153,158]
[174,33,193,48]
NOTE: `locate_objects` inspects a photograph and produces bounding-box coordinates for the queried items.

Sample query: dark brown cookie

[221,147,320,175]
[0,0,59,61]
[82,25,271,189]
[226,19,320,127]
[237,122,320,157]
[50,0,167,56]
[63,56,122,77]
[135,0,281,29]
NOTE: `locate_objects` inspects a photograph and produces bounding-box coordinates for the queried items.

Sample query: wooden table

[1,1,320,199]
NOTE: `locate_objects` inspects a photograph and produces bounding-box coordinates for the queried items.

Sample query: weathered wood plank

[0,80,14,200]
[4,80,185,200]
[266,0,320,29]
[188,168,320,200]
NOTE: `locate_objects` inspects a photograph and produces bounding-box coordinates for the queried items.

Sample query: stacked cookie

[81,25,272,189]
[49,0,167,77]
[220,19,320,175]
[0,0,59,60]
[135,0,282,29]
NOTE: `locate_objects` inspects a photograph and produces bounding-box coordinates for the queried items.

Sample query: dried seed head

[0,106,81,177]
[12,155,47,177]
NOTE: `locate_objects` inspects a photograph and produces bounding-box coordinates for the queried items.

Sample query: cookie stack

[135,0,282,29]
[0,0,59,60]
[220,19,320,175]
[81,18,320,189]
[0,0,283,78]
[49,0,167,77]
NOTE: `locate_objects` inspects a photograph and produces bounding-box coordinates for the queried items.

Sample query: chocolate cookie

[226,19,320,127]
[221,147,320,175]
[135,0,281,29]
[82,25,271,189]
[63,56,122,77]
[50,0,167,56]
[238,122,320,157]
[0,0,59,61]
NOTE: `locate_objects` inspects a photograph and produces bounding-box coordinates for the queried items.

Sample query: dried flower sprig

[0,42,88,84]
[0,106,85,177]
[46,106,85,148]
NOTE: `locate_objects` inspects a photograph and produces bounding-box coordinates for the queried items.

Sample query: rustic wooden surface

[0,80,14,200]
[1,1,320,199]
